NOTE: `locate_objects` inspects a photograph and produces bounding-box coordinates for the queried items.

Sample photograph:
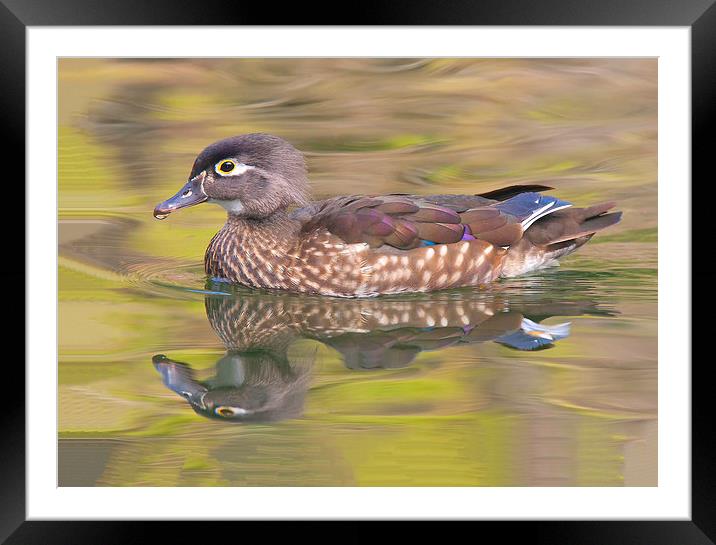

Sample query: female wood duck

[154,133,621,297]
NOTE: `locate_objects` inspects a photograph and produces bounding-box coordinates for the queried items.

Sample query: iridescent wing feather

[298,185,584,250]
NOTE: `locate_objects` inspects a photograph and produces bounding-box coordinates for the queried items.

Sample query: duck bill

[153,173,208,219]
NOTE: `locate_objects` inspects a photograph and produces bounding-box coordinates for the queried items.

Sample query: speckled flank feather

[206,215,372,297]
[205,215,507,297]
[362,239,504,295]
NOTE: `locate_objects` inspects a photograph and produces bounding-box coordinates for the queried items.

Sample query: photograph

[57,57,657,487]
[6,8,704,540]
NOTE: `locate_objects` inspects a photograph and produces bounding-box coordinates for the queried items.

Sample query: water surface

[58,58,657,486]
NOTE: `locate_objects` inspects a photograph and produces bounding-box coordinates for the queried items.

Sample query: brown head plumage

[154,133,309,220]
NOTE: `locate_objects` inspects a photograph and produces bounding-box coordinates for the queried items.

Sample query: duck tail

[531,202,622,246]
[500,200,622,278]
[543,204,622,246]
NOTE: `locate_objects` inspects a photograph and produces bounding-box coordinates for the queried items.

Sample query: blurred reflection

[153,288,610,422]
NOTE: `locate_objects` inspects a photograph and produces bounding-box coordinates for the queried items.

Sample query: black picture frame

[5,1,707,543]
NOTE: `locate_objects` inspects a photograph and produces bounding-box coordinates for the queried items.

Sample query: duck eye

[217,160,236,174]
[214,160,254,177]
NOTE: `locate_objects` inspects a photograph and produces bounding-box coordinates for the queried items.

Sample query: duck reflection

[153,351,310,423]
[153,284,614,423]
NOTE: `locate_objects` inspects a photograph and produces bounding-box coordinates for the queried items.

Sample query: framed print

[5,0,709,543]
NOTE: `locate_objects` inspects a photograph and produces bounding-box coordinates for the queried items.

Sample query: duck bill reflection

[152,354,209,410]
[153,173,208,219]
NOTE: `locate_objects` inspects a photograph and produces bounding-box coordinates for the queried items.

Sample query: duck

[153,133,622,297]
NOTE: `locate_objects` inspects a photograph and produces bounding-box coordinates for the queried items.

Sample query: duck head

[153,133,309,220]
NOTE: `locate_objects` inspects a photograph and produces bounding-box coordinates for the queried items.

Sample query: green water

[58,58,657,486]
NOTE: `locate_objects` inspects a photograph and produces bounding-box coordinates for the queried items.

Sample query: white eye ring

[215,159,253,177]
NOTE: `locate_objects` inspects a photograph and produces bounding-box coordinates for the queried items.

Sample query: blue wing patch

[495,192,572,230]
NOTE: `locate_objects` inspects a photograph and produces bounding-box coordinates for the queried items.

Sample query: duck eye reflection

[215,406,236,417]
[217,160,235,174]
